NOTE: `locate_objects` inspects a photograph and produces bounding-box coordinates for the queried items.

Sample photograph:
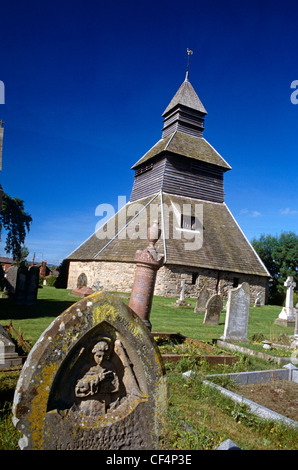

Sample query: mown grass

[0,287,297,450]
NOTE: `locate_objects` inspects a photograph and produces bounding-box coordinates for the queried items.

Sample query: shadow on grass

[0,297,77,320]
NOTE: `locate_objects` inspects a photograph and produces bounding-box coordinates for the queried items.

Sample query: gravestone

[26,266,39,305]
[15,266,28,305]
[173,280,191,307]
[12,291,168,450]
[276,276,296,326]
[14,266,39,305]
[221,282,250,342]
[4,265,18,295]
[194,287,210,314]
[0,324,22,369]
[203,294,223,325]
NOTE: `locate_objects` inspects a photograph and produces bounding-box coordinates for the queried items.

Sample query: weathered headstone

[173,280,191,307]
[12,291,168,450]
[203,294,223,325]
[0,324,22,369]
[26,266,39,305]
[15,266,28,305]
[194,287,210,314]
[221,282,250,342]
[4,265,18,295]
[276,276,296,326]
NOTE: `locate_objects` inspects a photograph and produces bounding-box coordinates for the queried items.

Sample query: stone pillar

[129,221,164,330]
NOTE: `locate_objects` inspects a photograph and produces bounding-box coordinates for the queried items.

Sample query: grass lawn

[0,286,293,345]
[0,286,297,450]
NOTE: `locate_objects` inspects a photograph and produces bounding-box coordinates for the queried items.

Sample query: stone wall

[67,261,268,304]
[154,265,268,304]
[68,261,136,293]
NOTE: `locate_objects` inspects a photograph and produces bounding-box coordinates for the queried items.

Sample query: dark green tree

[0,192,32,262]
[252,231,298,304]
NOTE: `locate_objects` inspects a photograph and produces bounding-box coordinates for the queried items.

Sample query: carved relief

[73,338,120,416]
[47,329,145,421]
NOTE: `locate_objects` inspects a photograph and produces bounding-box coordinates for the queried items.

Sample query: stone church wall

[67,261,268,304]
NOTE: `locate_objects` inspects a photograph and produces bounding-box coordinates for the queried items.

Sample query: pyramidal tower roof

[162,73,207,116]
[131,72,231,171]
[161,71,208,139]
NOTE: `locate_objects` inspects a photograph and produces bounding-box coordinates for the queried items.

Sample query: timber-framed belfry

[67,72,270,304]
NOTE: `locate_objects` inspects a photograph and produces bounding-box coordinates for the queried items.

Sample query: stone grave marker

[221,282,250,342]
[276,276,296,326]
[12,291,168,450]
[203,294,223,325]
[26,266,39,305]
[4,265,18,295]
[15,266,28,305]
[194,287,210,314]
[0,324,22,369]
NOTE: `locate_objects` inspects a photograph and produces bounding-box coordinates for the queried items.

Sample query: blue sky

[0,0,297,265]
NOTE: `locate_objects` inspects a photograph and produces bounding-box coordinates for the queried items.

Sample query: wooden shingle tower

[67,69,270,303]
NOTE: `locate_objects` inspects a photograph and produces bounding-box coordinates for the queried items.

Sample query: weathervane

[185,48,193,81]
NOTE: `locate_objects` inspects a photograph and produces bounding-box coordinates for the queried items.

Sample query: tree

[0,192,32,262]
[252,231,298,304]
[15,245,30,266]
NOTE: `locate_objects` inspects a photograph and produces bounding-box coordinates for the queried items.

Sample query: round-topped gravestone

[203,294,223,325]
[12,291,168,450]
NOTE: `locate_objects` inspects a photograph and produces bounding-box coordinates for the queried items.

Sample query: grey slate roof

[68,192,269,278]
[131,131,231,171]
[162,79,207,115]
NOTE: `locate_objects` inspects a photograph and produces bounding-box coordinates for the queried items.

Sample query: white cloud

[240,209,261,217]
[280,208,298,215]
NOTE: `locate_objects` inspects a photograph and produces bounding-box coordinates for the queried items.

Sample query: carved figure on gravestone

[74,338,120,416]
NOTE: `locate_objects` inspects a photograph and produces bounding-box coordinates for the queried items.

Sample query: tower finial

[185,48,193,81]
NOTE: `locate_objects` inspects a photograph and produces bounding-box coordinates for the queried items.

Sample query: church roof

[131,131,231,171]
[67,192,269,278]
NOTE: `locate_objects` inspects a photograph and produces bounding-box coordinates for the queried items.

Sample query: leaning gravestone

[4,265,18,296]
[203,294,223,325]
[221,282,250,342]
[12,291,168,450]
[194,287,210,314]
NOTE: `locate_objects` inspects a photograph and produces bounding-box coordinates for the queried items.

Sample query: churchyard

[0,285,297,450]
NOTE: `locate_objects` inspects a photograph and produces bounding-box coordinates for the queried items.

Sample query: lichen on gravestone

[12,292,168,450]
